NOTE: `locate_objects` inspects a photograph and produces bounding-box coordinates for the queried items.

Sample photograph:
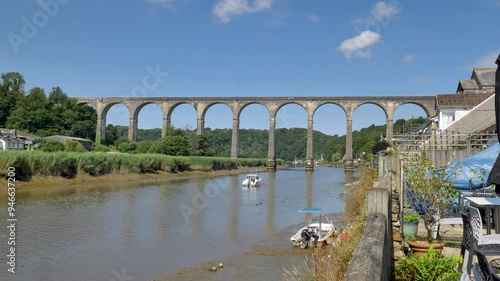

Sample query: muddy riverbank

[13,166,273,197]
[157,213,346,281]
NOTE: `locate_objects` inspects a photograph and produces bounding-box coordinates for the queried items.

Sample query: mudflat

[156,213,345,281]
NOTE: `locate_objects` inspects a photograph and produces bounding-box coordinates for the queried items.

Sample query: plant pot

[407,240,445,257]
[403,221,419,238]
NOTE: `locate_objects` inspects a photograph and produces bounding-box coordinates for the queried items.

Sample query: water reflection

[229,176,240,242]
[266,172,276,236]
[306,171,313,222]
[0,167,358,281]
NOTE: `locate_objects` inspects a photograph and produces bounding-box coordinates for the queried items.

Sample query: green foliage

[403,213,420,222]
[150,136,190,156]
[405,152,459,239]
[39,140,65,152]
[64,140,86,152]
[93,145,111,152]
[0,72,25,127]
[135,141,154,154]
[114,136,130,147]
[3,83,96,139]
[105,124,118,146]
[118,141,137,153]
[393,247,462,281]
[0,150,267,181]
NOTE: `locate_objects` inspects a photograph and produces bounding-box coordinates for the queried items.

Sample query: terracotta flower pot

[407,240,445,257]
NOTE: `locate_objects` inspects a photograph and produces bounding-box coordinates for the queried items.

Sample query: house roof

[436,92,493,107]
[0,134,24,143]
[457,68,495,93]
[458,79,478,90]
[44,135,93,143]
[472,68,496,88]
[0,128,40,140]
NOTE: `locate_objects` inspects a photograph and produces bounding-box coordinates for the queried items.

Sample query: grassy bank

[0,150,277,181]
[285,166,376,281]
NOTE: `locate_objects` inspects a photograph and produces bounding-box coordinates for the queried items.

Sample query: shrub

[114,136,130,147]
[93,145,111,152]
[135,141,153,154]
[64,140,86,152]
[403,213,420,223]
[39,140,65,152]
[118,141,137,153]
[393,247,462,281]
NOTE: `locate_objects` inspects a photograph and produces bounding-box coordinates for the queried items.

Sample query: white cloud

[352,1,402,32]
[212,0,274,24]
[401,54,416,63]
[305,13,320,23]
[415,76,426,84]
[336,30,381,59]
[470,50,500,68]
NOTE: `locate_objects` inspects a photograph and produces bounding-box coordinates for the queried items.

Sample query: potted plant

[393,246,462,280]
[404,152,459,254]
[402,212,420,238]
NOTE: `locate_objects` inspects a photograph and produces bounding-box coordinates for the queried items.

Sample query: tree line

[0,72,96,139]
[1,71,426,160]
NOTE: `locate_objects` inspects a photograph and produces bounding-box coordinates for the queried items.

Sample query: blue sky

[1,0,500,136]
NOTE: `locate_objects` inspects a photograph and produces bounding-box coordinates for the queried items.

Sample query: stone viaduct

[76,96,436,171]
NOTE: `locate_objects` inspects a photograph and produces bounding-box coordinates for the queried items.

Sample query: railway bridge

[76,96,436,171]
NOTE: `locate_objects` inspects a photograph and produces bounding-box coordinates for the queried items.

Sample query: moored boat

[290,207,338,248]
[242,173,262,187]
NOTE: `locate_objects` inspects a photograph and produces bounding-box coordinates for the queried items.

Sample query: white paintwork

[242,173,262,187]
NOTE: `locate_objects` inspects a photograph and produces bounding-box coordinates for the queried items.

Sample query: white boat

[242,173,262,187]
[290,207,338,248]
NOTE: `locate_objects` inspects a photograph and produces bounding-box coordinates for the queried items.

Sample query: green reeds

[0,150,268,181]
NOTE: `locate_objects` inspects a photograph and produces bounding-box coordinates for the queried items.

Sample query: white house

[435,68,495,132]
[0,134,24,150]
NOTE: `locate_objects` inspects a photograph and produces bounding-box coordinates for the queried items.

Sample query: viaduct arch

[77,96,436,171]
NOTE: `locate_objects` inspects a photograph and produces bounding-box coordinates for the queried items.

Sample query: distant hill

[111,117,425,161]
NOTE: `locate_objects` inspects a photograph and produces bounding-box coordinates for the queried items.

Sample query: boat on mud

[290,207,339,248]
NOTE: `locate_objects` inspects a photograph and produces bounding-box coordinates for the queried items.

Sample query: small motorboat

[290,207,338,248]
[242,173,262,187]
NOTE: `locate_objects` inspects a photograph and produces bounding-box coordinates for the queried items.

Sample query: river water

[0,166,358,281]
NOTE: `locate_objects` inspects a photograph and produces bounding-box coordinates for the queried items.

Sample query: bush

[114,136,130,147]
[93,145,111,152]
[64,140,86,152]
[39,140,65,152]
[393,247,462,281]
[403,213,420,223]
[135,141,153,154]
[118,141,137,153]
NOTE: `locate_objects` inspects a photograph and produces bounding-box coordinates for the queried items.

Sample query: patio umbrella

[488,53,500,190]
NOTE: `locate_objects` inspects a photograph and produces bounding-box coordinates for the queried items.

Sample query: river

[0,166,359,281]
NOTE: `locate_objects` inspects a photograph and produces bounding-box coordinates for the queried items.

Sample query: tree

[64,140,86,152]
[0,72,25,127]
[105,124,119,146]
[135,141,154,154]
[190,135,210,156]
[118,141,137,153]
[39,140,65,152]
[150,135,191,156]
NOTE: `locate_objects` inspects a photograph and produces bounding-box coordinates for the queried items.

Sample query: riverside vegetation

[0,71,427,164]
[0,150,271,181]
[284,166,375,281]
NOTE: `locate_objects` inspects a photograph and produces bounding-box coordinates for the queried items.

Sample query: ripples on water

[0,166,358,281]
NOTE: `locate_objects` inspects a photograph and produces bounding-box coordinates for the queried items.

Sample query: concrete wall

[345,156,395,281]
[442,94,495,134]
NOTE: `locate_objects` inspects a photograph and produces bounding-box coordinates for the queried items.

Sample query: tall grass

[284,166,376,281]
[0,151,269,181]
